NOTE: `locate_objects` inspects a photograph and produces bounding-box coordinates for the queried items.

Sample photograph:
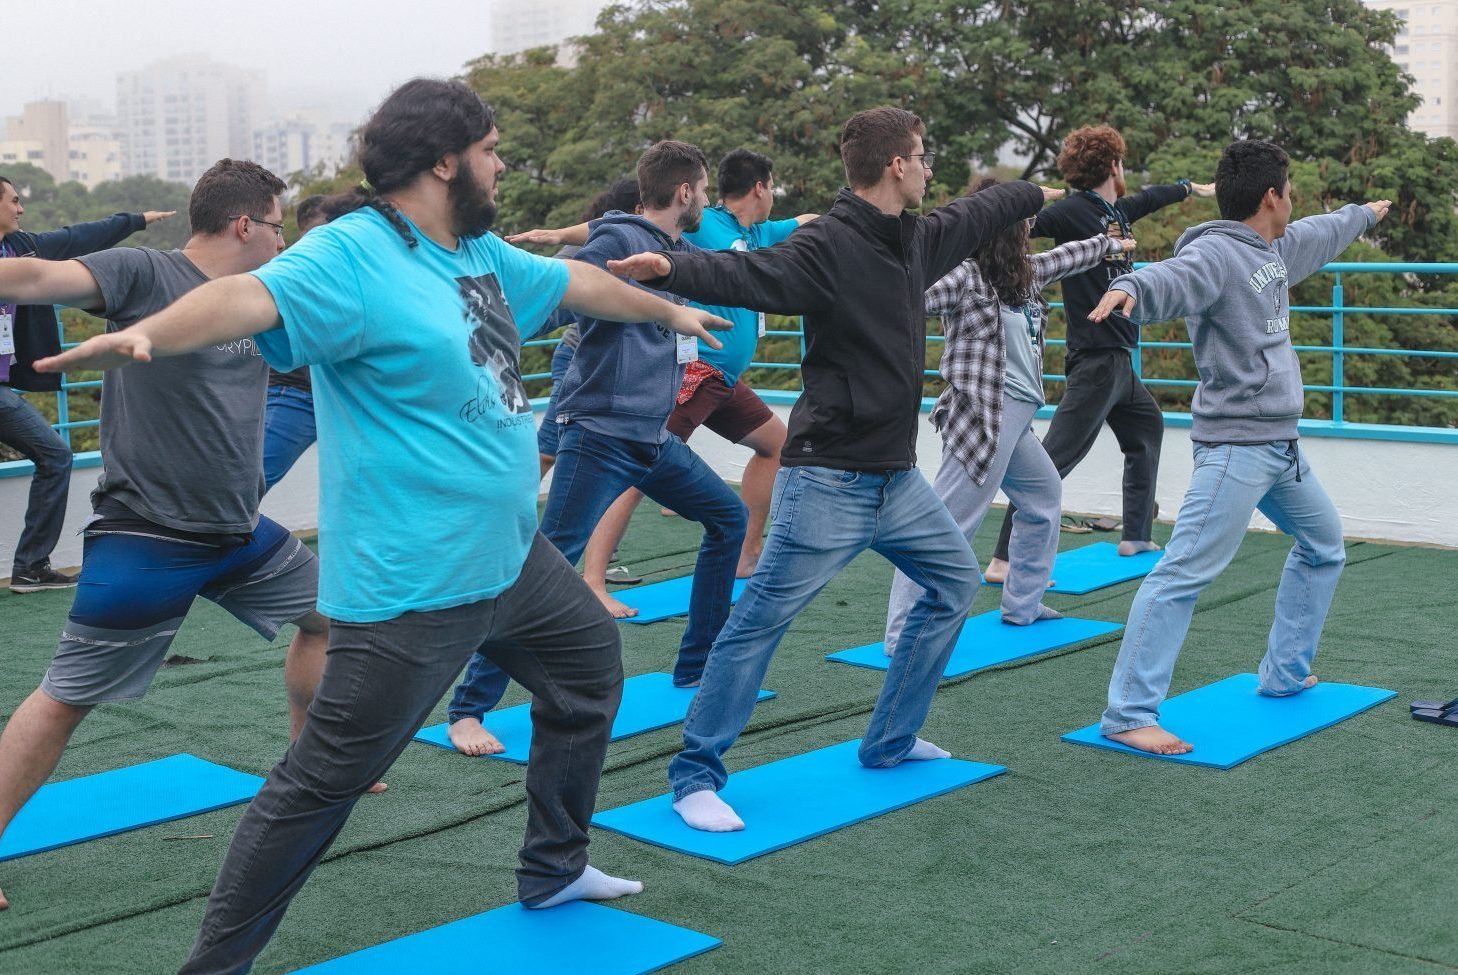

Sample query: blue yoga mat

[414,672,776,764]
[617,576,749,624]
[0,754,263,862]
[593,739,1006,864]
[983,541,1163,595]
[1062,672,1398,769]
[826,611,1122,679]
[287,900,720,974]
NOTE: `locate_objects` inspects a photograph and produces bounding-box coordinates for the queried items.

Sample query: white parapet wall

[3,407,1455,576]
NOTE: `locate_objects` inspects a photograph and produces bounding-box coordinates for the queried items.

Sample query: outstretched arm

[1088,238,1227,326]
[34,274,279,374]
[562,262,729,349]
[608,228,836,317]
[0,258,104,312]
[506,223,590,248]
[29,212,148,260]
[1276,202,1387,285]
[1029,234,1133,290]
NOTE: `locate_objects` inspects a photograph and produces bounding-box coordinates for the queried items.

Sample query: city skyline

[4,0,503,124]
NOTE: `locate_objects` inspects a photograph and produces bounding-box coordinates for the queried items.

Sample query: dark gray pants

[177,533,623,975]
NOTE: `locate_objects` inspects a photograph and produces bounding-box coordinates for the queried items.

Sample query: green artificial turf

[1,504,1453,974]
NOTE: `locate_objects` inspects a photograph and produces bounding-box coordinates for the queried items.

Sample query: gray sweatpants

[885,395,1060,650]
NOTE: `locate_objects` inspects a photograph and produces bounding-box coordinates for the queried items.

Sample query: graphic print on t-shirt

[458,272,531,417]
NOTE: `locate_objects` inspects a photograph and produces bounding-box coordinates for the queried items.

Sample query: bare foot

[590,586,639,619]
[0,885,8,910]
[1105,724,1193,755]
[447,717,506,757]
[984,558,1009,584]
[1118,540,1162,556]
[367,781,389,794]
[1261,674,1319,697]
[659,506,678,518]
[735,546,762,579]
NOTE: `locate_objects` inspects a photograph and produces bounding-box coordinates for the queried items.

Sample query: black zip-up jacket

[2,212,145,391]
[1031,183,1190,350]
[648,182,1045,471]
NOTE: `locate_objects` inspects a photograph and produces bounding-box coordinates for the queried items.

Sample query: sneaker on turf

[10,562,79,594]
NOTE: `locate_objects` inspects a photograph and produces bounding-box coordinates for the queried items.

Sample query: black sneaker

[10,563,79,593]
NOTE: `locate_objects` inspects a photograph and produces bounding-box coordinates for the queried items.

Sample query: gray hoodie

[1110,203,1376,443]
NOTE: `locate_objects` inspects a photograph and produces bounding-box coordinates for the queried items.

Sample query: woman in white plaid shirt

[884,177,1135,650]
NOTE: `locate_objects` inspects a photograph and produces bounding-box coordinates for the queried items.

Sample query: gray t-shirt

[77,248,268,533]
[999,301,1045,406]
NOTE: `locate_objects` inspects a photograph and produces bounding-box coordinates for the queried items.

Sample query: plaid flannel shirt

[928,234,1120,484]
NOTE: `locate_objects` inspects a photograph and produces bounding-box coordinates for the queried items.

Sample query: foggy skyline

[11,1,505,123]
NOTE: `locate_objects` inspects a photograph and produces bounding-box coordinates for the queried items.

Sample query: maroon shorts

[667,375,774,444]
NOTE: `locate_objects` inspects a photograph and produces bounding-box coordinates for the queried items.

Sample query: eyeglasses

[229,214,285,239]
[892,152,936,171]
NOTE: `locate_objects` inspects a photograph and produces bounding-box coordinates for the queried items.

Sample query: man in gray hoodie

[1087,139,1389,755]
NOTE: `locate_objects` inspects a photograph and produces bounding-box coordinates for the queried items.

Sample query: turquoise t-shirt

[683,206,800,384]
[252,208,570,623]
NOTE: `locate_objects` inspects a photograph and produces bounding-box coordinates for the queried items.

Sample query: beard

[448,165,498,238]
[680,199,704,235]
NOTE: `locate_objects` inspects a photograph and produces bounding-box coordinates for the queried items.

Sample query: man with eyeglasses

[0,158,337,912]
[609,106,1061,832]
[0,175,174,593]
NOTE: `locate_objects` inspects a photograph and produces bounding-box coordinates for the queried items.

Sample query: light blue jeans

[1101,440,1346,734]
[669,465,979,800]
[885,395,1060,645]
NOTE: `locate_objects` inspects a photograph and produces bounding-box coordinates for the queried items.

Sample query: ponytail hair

[343,77,496,247]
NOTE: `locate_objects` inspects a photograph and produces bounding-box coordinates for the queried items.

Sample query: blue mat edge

[411,687,777,765]
[823,619,1124,680]
[1058,686,1400,770]
[286,902,723,974]
[0,754,263,863]
[591,762,1008,865]
[617,578,749,626]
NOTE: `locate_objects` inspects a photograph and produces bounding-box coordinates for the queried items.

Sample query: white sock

[528,865,643,910]
[905,737,952,761]
[672,789,745,832]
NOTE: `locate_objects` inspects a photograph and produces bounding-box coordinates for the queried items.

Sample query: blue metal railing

[745,261,1458,444]
[4,260,1456,480]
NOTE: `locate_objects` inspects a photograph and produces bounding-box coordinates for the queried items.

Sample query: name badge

[676,330,698,364]
[0,311,14,357]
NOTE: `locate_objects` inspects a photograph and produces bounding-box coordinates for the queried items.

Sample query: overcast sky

[9,0,500,123]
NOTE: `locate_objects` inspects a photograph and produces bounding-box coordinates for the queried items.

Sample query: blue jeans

[669,466,978,799]
[0,385,73,571]
[447,422,746,721]
[262,385,316,491]
[1101,441,1347,734]
[536,341,575,457]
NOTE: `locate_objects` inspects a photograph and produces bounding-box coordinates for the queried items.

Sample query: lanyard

[1081,190,1132,239]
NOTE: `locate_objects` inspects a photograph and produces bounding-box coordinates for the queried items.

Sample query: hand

[1188,182,1215,198]
[505,228,565,246]
[606,253,672,281]
[1089,288,1136,323]
[1365,200,1392,222]
[664,306,730,351]
[142,210,177,225]
[33,330,154,374]
[1117,236,1138,253]
[1039,185,1065,202]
